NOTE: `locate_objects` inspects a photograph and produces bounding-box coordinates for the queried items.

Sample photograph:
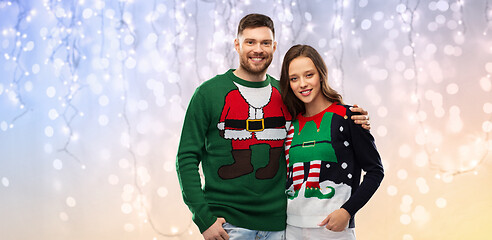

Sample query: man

[176,13,370,240]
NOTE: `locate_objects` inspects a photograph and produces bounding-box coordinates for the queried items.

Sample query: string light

[485,0,492,35]
[332,0,346,94]
[3,0,32,127]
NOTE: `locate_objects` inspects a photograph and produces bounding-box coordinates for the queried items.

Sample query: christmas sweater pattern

[176,69,292,233]
[284,103,384,228]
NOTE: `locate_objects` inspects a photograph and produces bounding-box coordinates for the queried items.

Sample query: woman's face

[288,56,324,107]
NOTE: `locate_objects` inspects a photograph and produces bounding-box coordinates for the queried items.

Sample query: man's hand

[202,218,229,240]
[350,104,371,130]
[318,208,351,232]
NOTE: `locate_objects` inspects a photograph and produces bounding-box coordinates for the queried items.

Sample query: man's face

[235,26,277,75]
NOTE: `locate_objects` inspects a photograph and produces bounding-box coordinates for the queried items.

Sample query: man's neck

[233,67,267,82]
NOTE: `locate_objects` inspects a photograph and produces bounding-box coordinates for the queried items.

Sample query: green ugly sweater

[176,69,292,233]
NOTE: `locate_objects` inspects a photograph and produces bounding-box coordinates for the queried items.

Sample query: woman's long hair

[279,44,344,118]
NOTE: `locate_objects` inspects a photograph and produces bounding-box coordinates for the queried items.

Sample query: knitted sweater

[284,103,384,228]
[176,69,292,233]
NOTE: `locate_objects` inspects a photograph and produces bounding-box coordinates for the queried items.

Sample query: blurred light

[66,197,77,207]
[397,169,409,180]
[1,177,9,187]
[400,214,412,225]
[387,185,398,196]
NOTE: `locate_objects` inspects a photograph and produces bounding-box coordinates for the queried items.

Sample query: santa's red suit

[217,82,291,149]
[216,82,291,180]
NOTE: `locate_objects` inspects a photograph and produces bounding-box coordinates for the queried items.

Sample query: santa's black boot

[218,149,253,179]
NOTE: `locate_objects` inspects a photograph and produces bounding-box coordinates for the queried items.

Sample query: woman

[279,45,384,240]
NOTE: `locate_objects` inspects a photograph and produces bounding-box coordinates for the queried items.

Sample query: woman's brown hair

[279,44,344,118]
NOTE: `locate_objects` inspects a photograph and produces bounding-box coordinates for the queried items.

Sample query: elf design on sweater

[284,103,384,228]
[217,81,292,180]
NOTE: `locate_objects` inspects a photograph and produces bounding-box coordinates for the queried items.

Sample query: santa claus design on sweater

[217,82,291,180]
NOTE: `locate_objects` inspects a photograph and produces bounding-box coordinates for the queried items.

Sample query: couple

[176,13,384,240]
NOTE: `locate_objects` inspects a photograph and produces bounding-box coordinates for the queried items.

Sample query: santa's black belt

[225,117,286,132]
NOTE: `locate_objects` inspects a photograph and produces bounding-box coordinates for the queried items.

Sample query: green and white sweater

[176,69,292,233]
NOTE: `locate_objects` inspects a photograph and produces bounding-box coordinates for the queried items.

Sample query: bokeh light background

[0,0,491,239]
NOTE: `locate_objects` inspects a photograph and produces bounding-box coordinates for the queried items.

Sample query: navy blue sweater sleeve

[340,109,384,217]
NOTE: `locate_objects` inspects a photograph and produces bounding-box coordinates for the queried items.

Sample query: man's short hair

[237,13,275,38]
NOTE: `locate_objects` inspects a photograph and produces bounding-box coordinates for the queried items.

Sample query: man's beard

[239,54,273,74]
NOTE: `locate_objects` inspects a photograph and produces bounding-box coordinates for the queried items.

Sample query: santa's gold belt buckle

[302,141,316,147]
[246,119,264,132]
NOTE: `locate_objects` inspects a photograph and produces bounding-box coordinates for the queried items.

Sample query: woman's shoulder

[325,102,352,118]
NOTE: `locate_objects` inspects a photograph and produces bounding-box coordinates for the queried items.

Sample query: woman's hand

[318,208,351,232]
